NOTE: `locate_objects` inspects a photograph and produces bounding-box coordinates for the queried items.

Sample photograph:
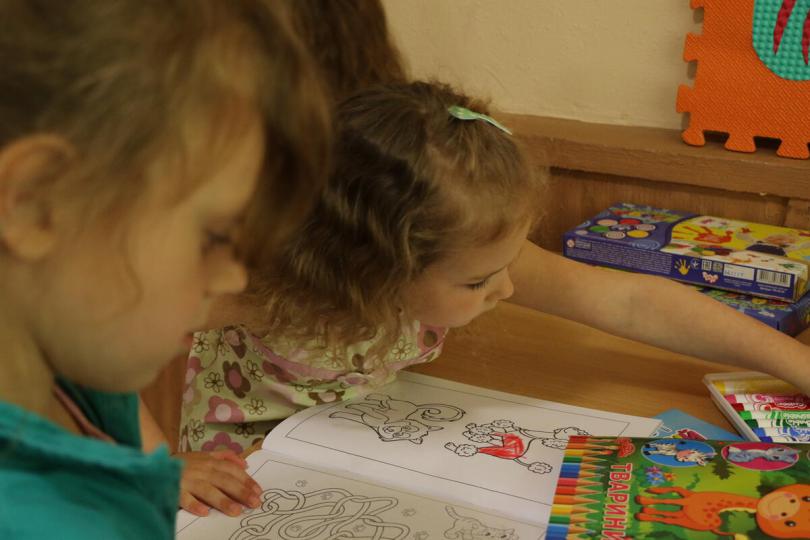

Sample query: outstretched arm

[507,241,810,393]
[138,397,261,517]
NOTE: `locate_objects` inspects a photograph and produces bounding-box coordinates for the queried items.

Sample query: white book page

[262,372,660,524]
[177,450,545,539]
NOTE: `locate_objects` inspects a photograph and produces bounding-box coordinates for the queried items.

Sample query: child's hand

[175,450,262,517]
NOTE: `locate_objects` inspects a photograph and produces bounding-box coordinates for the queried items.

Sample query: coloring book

[175,372,660,538]
[547,436,810,539]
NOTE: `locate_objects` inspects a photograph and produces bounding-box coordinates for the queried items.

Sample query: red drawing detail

[477,432,526,459]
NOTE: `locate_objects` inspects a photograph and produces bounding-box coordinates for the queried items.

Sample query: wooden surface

[411,301,742,431]
[505,113,810,200]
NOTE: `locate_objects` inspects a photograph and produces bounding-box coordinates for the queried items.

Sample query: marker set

[704,372,810,443]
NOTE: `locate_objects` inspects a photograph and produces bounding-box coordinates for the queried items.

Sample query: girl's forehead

[436,223,529,277]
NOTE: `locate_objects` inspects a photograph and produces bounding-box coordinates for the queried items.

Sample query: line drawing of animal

[642,441,714,466]
[329,393,464,444]
[444,419,588,473]
[727,445,800,464]
[635,484,810,538]
[443,506,518,540]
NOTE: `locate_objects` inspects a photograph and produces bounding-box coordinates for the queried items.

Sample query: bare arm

[508,240,810,392]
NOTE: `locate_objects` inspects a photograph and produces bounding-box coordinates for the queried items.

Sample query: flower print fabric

[178,321,446,454]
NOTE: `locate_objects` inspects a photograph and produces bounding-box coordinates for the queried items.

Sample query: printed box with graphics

[547,435,810,539]
[563,202,810,301]
[694,286,810,336]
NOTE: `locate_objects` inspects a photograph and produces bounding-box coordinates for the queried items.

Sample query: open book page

[176,450,545,539]
[259,372,661,525]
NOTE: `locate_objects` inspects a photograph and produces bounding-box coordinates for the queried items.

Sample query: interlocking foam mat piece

[676,0,810,159]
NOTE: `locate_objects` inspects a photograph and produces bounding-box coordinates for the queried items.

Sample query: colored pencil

[567,435,619,445]
[555,477,601,488]
[546,523,595,537]
[557,477,602,487]
[549,512,601,525]
[553,495,603,506]
[551,504,598,516]
[553,485,600,496]
[565,525,596,535]
[560,462,604,476]
[561,456,608,464]
[562,448,614,457]
[564,442,619,451]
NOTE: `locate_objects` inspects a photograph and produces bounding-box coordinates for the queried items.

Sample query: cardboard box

[563,202,810,301]
[693,285,810,336]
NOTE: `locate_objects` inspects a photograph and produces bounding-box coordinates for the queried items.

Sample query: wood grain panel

[507,114,810,199]
[530,169,788,250]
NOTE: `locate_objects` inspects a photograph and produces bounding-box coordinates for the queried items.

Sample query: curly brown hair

[0,0,329,255]
[254,81,544,369]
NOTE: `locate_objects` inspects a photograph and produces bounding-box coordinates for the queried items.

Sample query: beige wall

[382,0,701,129]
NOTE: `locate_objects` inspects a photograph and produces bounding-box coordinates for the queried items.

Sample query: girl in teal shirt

[0,1,328,538]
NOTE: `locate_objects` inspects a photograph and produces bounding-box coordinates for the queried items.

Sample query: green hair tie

[447,105,512,135]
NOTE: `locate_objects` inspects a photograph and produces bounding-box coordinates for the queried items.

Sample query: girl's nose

[488,269,514,302]
[206,246,248,297]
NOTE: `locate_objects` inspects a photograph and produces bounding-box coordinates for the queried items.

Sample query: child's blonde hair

[258,81,544,367]
[0,0,329,250]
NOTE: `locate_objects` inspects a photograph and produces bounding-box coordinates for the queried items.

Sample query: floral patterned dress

[178,321,446,454]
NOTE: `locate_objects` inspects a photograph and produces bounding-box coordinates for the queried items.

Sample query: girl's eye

[203,229,233,253]
[466,278,490,290]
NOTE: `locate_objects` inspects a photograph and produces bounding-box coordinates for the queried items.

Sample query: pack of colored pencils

[704,371,810,443]
[547,435,810,539]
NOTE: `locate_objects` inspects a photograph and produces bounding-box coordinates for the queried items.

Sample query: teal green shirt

[0,379,181,539]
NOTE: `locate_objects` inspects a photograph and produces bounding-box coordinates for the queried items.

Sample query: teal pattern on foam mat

[753,0,810,80]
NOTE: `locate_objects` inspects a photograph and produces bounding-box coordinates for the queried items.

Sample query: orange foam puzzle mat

[677,0,810,159]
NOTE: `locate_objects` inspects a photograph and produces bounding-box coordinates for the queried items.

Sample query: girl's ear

[0,135,74,260]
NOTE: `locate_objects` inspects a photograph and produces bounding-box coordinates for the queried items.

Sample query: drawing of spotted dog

[444,419,588,473]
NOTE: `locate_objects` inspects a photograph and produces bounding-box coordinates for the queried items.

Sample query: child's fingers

[199,459,262,503]
[205,453,262,495]
[179,456,261,512]
[209,449,247,468]
[180,477,247,517]
[176,451,262,497]
[178,491,211,517]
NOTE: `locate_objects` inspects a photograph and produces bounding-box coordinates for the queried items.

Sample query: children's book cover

[653,408,743,441]
[548,436,810,539]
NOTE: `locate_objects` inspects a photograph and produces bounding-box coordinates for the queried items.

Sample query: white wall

[383,0,701,129]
